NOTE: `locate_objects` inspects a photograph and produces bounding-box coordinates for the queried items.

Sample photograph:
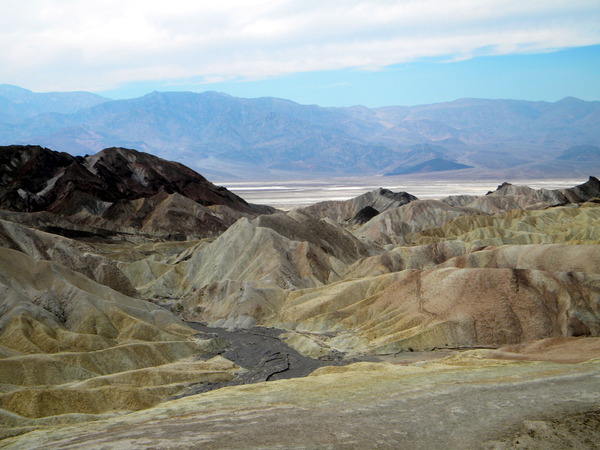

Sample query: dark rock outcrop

[351,205,380,224]
[491,176,600,205]
[300,187,418,223]
[0,145,275,238]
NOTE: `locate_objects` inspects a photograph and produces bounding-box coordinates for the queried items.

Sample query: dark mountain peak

[0,145,274,237]
[571,176,600,200]
[83,146,249,208]
[0,145,76,211]
[87,147,269,211]
[0,145,74,187]
[377,188,418,204]
[87,146,191,176]
[486,182,512,195]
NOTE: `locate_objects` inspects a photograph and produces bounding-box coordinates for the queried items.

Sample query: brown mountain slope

[0,218,136,295]
[272,267,600,354]
[0,145,275,238]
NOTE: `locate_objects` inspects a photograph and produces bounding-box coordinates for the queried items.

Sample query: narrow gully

[172,322,348,398]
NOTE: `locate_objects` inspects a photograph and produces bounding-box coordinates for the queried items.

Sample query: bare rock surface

[440,243,600,274]
[0,245,238,428]
[0,148,599,447]
[478,337,600,364]
[273,267,600,354]
[440,193,479,207]
[117,211,370,327]
[354,199,483,246]
[0,218,136,296]
[488,410,600,449]
[0,145,275,239]
[442,176,600,215]
[3,352,599,449]
[110,193,600,354]
[344,240,469,278]
[413,202,600,247]
[300,187,417,223]
[492,176,600,204]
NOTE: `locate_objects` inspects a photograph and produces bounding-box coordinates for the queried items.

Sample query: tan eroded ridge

[0,153,598,446]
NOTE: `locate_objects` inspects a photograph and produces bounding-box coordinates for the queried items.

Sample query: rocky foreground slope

[0,146,599,447]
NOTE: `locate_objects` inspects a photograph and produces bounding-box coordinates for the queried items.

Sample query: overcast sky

[1,0,599,106]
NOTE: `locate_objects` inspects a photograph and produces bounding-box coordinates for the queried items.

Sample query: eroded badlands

[0,146,599,448]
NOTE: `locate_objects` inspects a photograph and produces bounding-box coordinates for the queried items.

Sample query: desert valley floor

[222,177,588,210]
[0,146,599,448]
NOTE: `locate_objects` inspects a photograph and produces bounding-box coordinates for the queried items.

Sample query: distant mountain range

[1,84,599,180]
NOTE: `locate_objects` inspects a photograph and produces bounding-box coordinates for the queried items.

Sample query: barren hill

[0,145,275,239]
[0,146,599,446]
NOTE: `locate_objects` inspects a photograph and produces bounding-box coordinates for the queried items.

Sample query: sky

[1,0,600,107]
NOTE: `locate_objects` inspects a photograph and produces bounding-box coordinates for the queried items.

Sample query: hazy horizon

[8,82,598,109]
[222,177,589,210]
[1,1,599,108]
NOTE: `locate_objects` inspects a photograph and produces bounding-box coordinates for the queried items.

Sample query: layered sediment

[0,146,598,446]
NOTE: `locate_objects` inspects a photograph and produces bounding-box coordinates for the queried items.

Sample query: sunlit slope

[0,246,237,427]
[3,351,599,449]
[273,267,600,354]
[0,218,136,296]
[413,202,600,247]
[111,200,600,355]
[118,210,370,327]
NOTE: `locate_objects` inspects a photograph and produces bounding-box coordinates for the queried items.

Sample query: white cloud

[1,0,599,92]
